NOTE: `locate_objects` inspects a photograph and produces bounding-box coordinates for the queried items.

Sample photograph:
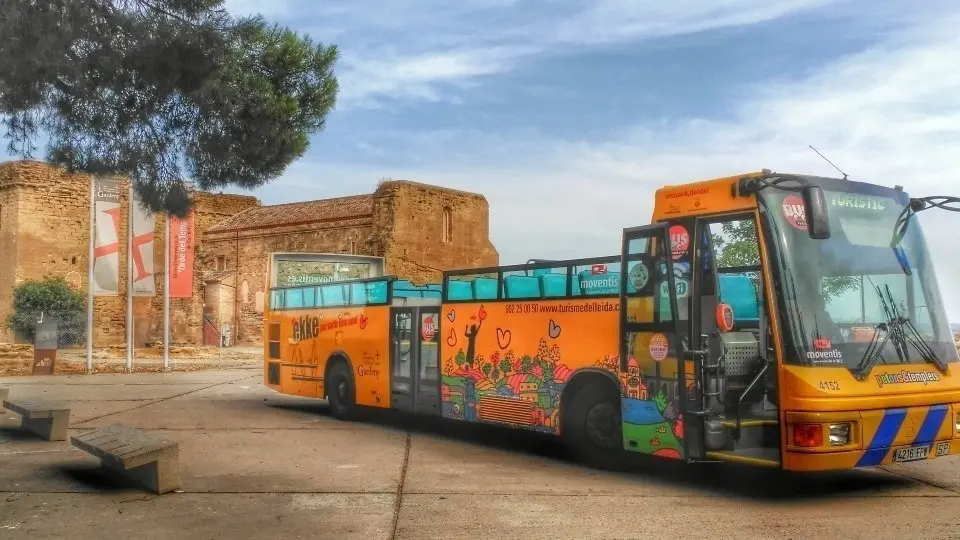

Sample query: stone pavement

[2,367,959,539]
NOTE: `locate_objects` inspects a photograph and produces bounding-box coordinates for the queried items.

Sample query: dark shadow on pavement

[265,399,917,502]
[0,426,48,442]
[53,464,147,493]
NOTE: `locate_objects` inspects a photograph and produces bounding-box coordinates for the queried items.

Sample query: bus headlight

[955,411,960,434]
[828,423,851,446]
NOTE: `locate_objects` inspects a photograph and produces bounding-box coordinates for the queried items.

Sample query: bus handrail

[734,362,769,441]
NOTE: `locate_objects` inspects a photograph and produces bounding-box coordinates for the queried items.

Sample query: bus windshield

[758,179,959,373]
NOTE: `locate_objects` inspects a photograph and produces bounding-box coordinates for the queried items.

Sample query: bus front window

[759,182,959,376]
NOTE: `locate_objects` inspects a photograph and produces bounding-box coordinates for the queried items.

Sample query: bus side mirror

[802,185,831,239]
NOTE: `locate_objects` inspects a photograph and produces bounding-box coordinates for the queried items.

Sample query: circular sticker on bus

[715,303,735,332]
[781,195,808,231]
[421,315,436,341]
[669,225,690,260]
[629,262,649,290]
[659,278,689,298]
[649,333,669,362]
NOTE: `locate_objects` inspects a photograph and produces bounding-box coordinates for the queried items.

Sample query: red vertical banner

[168,210,195,297]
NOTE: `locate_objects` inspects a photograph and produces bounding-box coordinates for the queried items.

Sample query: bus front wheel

[326,362,355,419]
[563,380,622,467]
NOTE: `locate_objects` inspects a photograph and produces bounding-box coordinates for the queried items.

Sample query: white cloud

[250,10,960,318]
[336,47,533,107]
[547,0,836,45]
[260,0,838,109]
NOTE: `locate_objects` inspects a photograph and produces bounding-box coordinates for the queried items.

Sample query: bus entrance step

[705,448,780,468]
[718,418,778,428]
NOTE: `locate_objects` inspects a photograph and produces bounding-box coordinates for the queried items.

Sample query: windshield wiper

[877,284,911,362]
[852,321,892,381]
[879,283,948,373]
[891,194,960,247]
[900,315,948,373]
[853,284,947,379]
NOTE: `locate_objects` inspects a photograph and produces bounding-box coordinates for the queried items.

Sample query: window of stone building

[216,255,226,270]
[441,206,452,242]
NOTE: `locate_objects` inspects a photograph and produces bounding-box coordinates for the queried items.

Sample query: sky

[6,1,960,319]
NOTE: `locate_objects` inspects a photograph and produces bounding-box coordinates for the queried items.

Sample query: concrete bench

[2,398,70,441]
[70,423,181,495]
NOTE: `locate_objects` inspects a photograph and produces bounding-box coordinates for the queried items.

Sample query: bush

[6,276,87,347]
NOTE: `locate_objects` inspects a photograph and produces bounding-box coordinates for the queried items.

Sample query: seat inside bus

[540,273,566,297]
[473,277,498,299]
[503,275,540,298]
[716,274,760,328]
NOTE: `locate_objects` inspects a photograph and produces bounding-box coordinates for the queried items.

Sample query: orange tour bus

[262,170,960,471]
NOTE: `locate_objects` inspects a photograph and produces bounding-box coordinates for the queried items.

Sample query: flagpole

[127,183,134,372]
[164,213,170,371]
[86,177,96,372]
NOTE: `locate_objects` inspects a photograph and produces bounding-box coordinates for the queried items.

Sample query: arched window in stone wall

[442,206,452,242]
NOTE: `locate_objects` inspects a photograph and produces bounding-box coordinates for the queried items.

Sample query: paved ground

[2,367,959,539]
[0,345,262,376]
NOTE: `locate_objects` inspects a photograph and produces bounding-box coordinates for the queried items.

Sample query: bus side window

[706,218,762,330]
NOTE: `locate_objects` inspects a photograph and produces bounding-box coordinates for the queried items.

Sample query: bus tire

[326,362,355,419]
[563,380,622,467]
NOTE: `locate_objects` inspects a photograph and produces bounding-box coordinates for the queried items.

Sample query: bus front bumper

[783,439,960,471]
[781,405,960,472]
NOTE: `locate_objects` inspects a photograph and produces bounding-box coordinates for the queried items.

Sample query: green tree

[499,357,511,375]
[0,0,339,216]
[6,276,87,346]
[711,221,760,268]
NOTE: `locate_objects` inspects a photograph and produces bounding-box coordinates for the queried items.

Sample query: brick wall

[0,166,23,340]
[0,161,107,343]
[373,180,499,284]
[0,160,258,346]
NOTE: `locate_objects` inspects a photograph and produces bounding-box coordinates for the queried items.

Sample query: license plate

[893,445,930,463]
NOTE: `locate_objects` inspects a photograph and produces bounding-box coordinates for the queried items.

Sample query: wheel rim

[585,402,619,450]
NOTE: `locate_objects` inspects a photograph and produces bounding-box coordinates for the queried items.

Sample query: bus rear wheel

[563,380,622,467]
[326,362,355,419]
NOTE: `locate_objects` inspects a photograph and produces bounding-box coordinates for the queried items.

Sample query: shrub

[6,276,87,347]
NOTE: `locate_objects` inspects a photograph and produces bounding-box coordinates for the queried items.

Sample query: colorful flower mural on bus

[439,302,684,458]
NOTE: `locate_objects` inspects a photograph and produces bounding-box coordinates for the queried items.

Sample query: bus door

[390,306,442,415]
[688,213,780,467]
[618,223,685,459]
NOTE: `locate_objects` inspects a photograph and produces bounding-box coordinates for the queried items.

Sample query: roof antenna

[808,145,848,180]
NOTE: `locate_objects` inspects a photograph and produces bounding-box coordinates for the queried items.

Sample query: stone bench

[70,423,181,495]
[2,398,70,441]
[0,387,8,412]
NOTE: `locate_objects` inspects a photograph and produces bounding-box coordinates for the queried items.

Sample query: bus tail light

[794,424,823,447]
[828,423,851,446]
